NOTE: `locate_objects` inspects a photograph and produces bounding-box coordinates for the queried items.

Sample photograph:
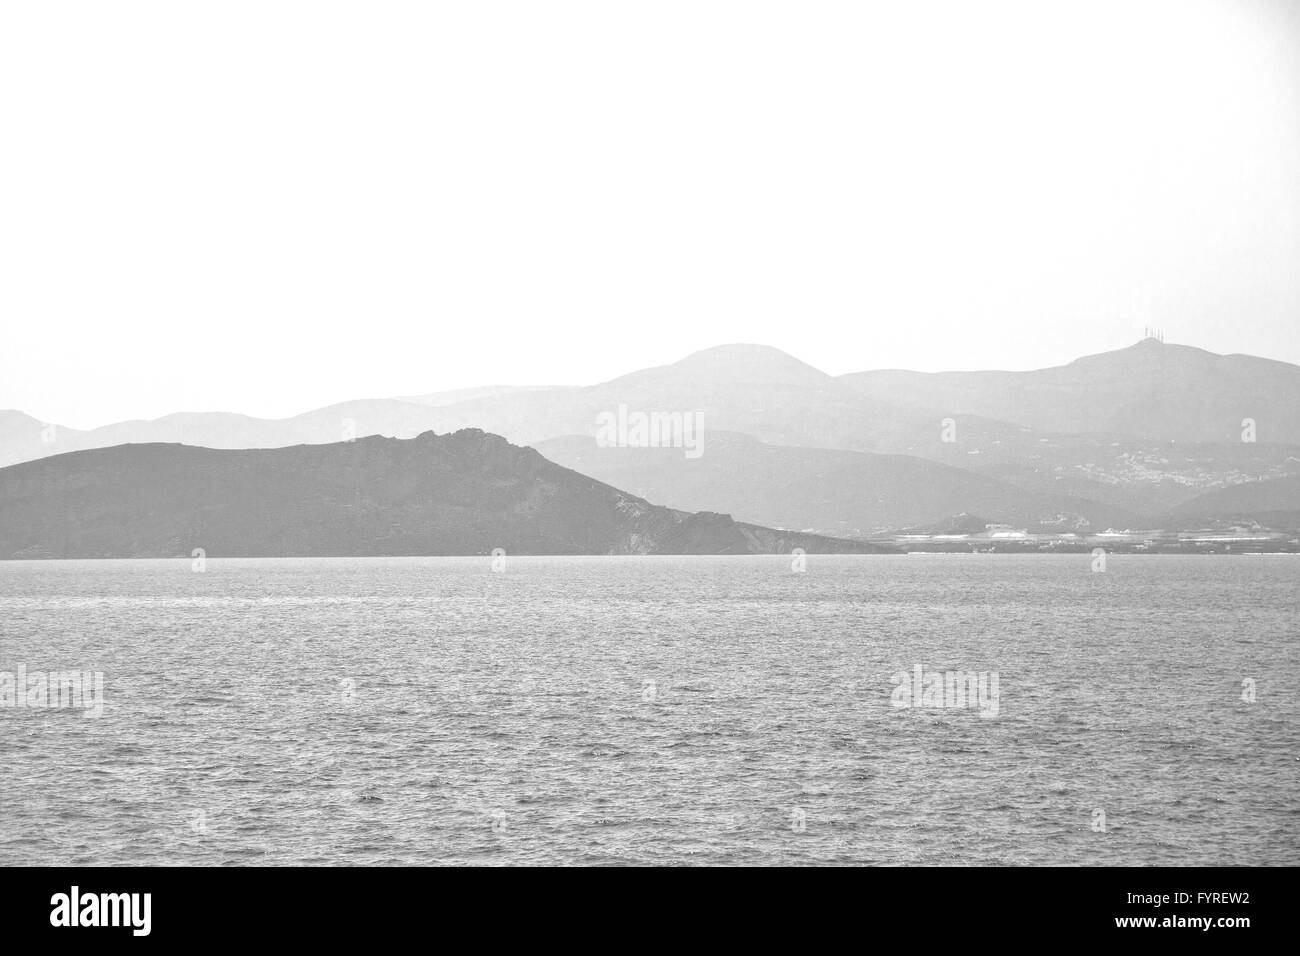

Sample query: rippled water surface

[1,555,1297,866]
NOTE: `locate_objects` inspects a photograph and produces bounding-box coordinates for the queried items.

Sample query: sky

[2,0,1298,429]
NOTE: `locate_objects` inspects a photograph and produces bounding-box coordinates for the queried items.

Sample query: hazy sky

[2,0,1298,428]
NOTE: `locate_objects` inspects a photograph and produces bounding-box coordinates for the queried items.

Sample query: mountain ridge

[5,340,1298,525]
[535,430,1141,535]
[838,338,1300,444]
[0,429,893,558]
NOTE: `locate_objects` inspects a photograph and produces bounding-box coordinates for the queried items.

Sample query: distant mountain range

[1153,475,1300,530]
[3,338,1298,536]
[0,430,891,558]
[839,338,1300,445]
[535,430,1141,535]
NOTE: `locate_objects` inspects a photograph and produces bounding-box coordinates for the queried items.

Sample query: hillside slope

[0,429,892,558]
[839,339,1300,444]
[536,431,1139,534]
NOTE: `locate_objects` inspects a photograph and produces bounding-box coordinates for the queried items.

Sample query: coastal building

[984,523,1028,539]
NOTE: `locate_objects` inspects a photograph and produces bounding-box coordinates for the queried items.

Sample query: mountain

[409,343,1038,455]
[0,410,88,469]
[929,431,1300,516]
[0,343,1031,465]
[535,430,1139,535]
[1151,476,1300,530]
[838,338,1300,445]
[0,400,450,469]
[604,343,836,390]
[431,342,1298,517]
[0,429,893,558]
[6,341,1299,520]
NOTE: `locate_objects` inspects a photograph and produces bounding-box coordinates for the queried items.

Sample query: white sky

[2,0,1298,428]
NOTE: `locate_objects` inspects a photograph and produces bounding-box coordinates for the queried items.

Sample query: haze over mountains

[1154,476,1300,531]
[839,338,1300,445]
[3,338,1298,537]
[0,430,889,559]
[535,430,1142,536]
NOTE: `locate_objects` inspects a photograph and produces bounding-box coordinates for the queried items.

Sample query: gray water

[1,554,1296,866]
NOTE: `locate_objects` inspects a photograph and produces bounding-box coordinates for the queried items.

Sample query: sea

[1,554,1296,866]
